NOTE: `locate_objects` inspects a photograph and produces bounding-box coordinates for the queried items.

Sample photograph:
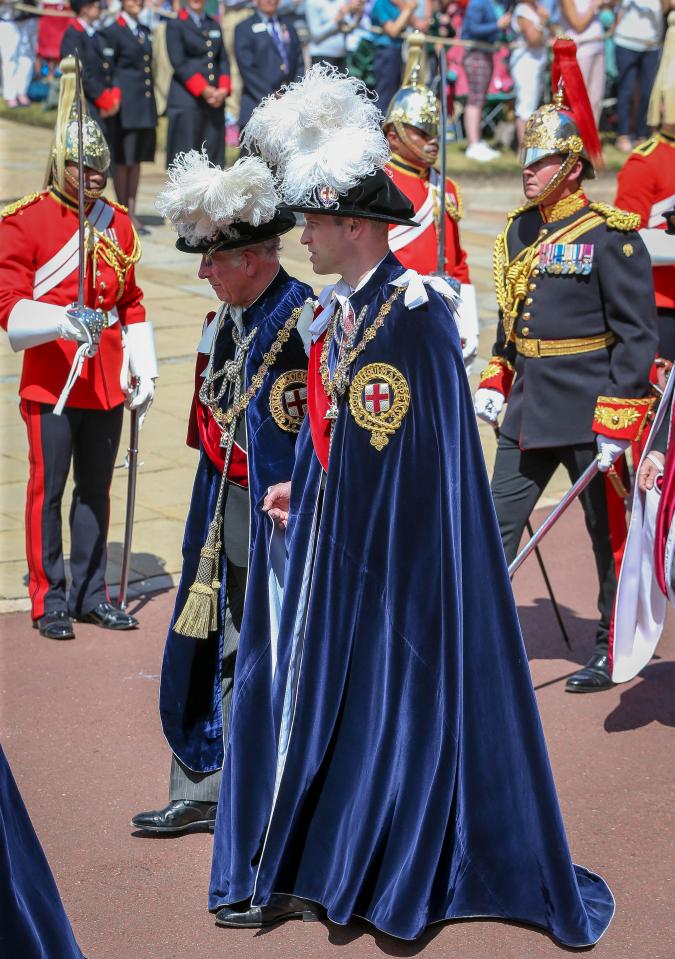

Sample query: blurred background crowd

[1,0,672,229]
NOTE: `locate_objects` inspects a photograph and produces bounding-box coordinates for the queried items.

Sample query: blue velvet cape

[160,269,312,774]
[0,746,84,957]
[209,254,614,946]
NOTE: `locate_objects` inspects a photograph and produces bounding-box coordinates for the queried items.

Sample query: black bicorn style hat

[240,64,418,230]
[174,208,297,255]
[156,150,294,257]
[281,168,415,228]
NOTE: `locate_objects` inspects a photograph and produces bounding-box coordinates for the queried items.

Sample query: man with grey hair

[132,154,313,836]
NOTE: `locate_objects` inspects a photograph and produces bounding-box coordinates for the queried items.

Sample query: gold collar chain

[204,305,303,431]
[320,288,403,420]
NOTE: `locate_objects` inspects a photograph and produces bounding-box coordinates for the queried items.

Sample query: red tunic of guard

[0,188,146,408]
[385,155,470,283]
[615,132,675,311]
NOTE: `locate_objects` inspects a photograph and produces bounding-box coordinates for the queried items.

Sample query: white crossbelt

[33,199,114,301]
[648,192,675,229]
[388,190,434,252]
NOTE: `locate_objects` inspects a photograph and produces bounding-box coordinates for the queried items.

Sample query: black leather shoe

[33,611,74,640]
[131,800,217,834]
[565,653,613,693]
[78,602,138,630]
[215,894,322,928]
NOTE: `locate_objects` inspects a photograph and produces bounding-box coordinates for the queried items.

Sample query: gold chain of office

[320,288,404,412]
[206,305,303,431]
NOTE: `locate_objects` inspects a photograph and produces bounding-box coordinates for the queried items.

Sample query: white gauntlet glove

[596,435,630,472]
[6,300,95,351]
[123,322,158,426]
[474,388,504,425]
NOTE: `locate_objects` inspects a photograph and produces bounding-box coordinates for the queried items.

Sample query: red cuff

[94,87,120,112]
[592,395,656,441]
[185,73,208,97]
[478,356,515,399]
[218,75,231,94]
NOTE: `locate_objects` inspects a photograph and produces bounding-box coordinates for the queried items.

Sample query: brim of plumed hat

[282,169,417,227]
[175,209,297,254]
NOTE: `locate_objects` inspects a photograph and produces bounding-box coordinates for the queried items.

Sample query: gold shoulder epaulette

[447,177,464,222]
[632,136,658,157]
[108,198,129,214]
[589,202,641,232]
[0,192,43,220]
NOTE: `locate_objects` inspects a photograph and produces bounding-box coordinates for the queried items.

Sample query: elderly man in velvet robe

[208,69,615,947]
[131,153,313,836]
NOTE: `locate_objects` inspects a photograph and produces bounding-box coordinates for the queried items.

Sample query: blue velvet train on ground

[210,254,615,946]
[159,269,311,774]
[0,746,84,957]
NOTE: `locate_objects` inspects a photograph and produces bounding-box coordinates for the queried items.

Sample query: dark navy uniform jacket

[488,203,658,449]
[165,8,231,166]
[166,9,230,108]
[60,20,119,119]
[101,16,157,130]
[234,12,303,130]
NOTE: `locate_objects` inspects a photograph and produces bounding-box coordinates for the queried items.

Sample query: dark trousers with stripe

[20,400,124,620]
[491,434,621,652]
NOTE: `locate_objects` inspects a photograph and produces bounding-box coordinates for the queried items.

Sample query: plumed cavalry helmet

[44,56,110,193]
[384,31,439,139]
[520,39,603,186]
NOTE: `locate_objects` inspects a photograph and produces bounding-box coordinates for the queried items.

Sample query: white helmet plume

[242,64,391,206]
[156,150,281,247]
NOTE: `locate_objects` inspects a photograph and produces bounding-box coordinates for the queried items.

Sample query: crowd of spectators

[0,0,672,161]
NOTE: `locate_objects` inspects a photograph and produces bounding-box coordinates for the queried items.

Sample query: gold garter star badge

[349,363,410,450]
[269,370,308,433]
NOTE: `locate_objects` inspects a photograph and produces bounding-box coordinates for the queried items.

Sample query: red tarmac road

[1,502,673,959]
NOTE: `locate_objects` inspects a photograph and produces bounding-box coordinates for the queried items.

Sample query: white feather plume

[242,64,391,205]
[156,150,280,246]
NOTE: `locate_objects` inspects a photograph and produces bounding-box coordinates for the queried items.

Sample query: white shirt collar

[309,256,387,341]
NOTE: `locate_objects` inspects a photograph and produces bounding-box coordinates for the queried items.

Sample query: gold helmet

[519,39,603,207]
[45,56,110,194]
[384,31,439,139]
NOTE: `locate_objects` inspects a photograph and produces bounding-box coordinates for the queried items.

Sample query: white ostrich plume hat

[241,64,391,207]
[156,149,281,247]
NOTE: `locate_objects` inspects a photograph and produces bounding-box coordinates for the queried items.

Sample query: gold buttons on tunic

[521,327,530,336]
[522,312,531,320]
[528,282,536,291]
[145,91,152,97]
[145,78,151,85]
[525,297,533,305]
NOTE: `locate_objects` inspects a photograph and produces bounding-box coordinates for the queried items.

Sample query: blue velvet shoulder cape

[209,254,614,946]
[0,746,84,957]
[160,268,312,773]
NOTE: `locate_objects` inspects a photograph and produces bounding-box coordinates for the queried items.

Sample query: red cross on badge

[364,381,391,414]
[284,387,307,418]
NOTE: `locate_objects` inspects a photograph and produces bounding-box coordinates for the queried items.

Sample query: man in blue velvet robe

[208,64,615,946]
[132,153,313,836]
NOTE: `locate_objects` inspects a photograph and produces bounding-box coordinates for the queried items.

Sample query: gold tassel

[173,514,223,639]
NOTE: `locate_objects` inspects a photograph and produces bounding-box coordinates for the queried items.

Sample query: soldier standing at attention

[165,0,231,168]
[0,59,157,640]
[383,31,479,371]
[615,12,675,360]
[475,40,658,693]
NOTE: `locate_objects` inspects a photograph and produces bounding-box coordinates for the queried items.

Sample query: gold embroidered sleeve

[478,356,515,397]
[592,395,655,440]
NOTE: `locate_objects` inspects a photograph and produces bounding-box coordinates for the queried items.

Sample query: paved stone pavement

[0,118,619,610]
